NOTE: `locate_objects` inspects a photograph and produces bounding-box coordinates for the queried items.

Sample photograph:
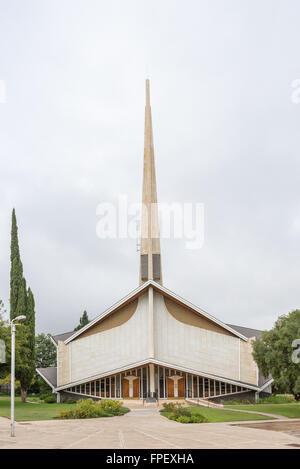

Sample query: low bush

[257,395,295,404]
[226,395,295,406]
[56,398,129,419]
[39,394,51,401]
[161,402,185,413]
[44,395,56,404]
[167,410,207,424]
[64,397,77,404]
[225,399,252,405]
[99,399,123,414]
[163,402,207,423]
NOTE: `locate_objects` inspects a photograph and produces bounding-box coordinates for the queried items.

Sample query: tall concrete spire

[140,79,162,285]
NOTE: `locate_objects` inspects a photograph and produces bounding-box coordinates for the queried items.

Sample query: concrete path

[0,411,300,449]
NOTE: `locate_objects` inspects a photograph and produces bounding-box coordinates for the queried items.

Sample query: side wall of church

[57,293,149,386]
[239,337,258,385]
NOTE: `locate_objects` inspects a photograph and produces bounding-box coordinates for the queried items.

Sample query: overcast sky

[1,0,300,334]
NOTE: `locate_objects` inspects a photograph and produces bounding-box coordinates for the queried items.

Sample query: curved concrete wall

[58,293,149,386]
[154,292,241,382]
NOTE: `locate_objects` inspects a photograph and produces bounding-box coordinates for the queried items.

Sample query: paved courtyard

[0,409,299,449]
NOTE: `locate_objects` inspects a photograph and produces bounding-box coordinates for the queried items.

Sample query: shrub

[57,399,112,419]
[39,393,51,401]
[99,399,123,414]
[167,410,207,424]
[162,402,185,413]
[257,395,295,404]
[176,414,208,423]
[190,414,208,423]
[56,398,130,420]
[44,395,56,404]
[64,397,76,404]
[176,415,192,423]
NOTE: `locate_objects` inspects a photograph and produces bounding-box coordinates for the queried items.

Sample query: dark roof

[36,367,57,389]
[227,324,263,339]
[52,331,74,345]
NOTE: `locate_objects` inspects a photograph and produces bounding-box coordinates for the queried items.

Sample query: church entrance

[123,376,139,398]
[167,376,185,398]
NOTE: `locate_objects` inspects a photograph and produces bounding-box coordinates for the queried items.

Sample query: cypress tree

[10,209,24,320]
[26,288,36,363]
[9,209,36,401]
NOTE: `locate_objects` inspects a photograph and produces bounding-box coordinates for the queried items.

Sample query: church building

[37,81,272,403]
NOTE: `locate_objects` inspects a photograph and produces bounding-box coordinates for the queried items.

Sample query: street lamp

[10,315,26,437]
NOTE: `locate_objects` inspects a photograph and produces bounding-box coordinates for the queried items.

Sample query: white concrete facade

[57,287,258,389]
[153,291,242,382]
[58,293,149,386]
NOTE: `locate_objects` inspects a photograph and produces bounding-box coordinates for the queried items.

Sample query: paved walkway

[0,410,300,449]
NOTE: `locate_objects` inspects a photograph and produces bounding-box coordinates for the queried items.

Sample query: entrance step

[145,397,157,403]
[144,400,159,408]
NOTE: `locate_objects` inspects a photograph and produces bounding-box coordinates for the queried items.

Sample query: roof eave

[64,280,247,344]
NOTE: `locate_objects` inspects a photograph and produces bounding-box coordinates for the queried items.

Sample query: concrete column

[149,363,155,397]
[56,392,61,403]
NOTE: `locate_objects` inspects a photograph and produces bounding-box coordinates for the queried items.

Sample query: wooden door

[133,378,139,398]
[178,377,185,398]
[123,379,129,398]
[167,378,174,398]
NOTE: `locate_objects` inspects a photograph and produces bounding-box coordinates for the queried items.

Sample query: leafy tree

[74,310,90,331]
[252,309,300,400]
[9,209,36,401]
[35,333,56,368]
[0,299,7,318]
[0,311,31,397]
[0,306,9,369]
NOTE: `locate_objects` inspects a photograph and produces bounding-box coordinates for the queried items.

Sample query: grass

[161,406,275,423]
[0,395,129,421]
[224,404,300,419]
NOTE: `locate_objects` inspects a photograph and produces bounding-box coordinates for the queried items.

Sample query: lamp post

[10,315,26,437]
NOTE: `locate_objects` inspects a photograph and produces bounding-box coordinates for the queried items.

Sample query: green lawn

[224,404,300,419]
[0,395,77,421]
[161,406,275,423]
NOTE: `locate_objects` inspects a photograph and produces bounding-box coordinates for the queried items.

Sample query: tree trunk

[21,388,27,403]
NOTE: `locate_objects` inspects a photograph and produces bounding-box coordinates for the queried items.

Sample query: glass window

[116,375,120,398]
[142,367,147,398]
[159,367,164,398]
[96,380,100,396]
[86,382,90,395]
[193,376,198,397]
[111,376,115,398]
[210,379,215,396]
[91,382,95,395]
[155,366,159,396]
[187,375,192,398]
[106,378,110,397]
[199,378,203,398]
[204,379,209,397]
